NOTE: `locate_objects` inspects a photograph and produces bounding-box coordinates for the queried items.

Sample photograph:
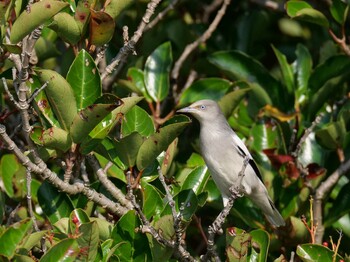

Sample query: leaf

[141,180,164,220]
[272,45,294,94]
[30,126,72,152]
[121,105,155,137]
[296,244,343,262]
[286,1,329,28]
[160,138,178,176]
[77,221,99,261]
[136,115,191,170]
[315,120,346,150]
[113,132,144,168]
[70,94,122,144]
[69,209,90,234]
[259,104,297,122]
[0,154,22,198]
[48,12,81,44]
[177,189,198,222]
[0,218,33,259]
[79,96,142,154]
[10,0,69,44]
[89,10,115,46]
[104,0,133,20]
[127,67,152,102]
[36,69,77,131]
[66,49,101,110]
[218,87,251,118]
[144,42,172,102]
[74,0,90,35]
[112,210,151,261]
[226,227,251,261]
[208,51,281,106]
[330,0,348,25]
[38,181,74,224]
[40,238,79,262]
[181,165,210,196]
[293,44,312,101]
[178,78,232,106]
[249,229,270,261]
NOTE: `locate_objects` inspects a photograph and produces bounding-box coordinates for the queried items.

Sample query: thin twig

[27,81,48,104]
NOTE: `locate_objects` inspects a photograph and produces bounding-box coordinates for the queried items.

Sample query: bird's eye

[200,105,206,110]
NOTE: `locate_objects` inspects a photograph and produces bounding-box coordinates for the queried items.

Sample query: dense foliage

[0,0,350,261]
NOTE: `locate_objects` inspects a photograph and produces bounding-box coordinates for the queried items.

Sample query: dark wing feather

[236,145,263,183]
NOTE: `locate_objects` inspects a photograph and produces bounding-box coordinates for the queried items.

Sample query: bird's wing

[231,133,264,183]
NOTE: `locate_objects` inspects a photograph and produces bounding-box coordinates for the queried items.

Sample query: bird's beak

[176,106,194,113]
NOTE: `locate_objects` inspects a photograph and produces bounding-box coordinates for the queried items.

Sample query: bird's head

[177,99,223,123]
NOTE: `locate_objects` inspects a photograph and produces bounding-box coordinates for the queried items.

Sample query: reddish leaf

[263,148,294,168]
[306,163,326,179]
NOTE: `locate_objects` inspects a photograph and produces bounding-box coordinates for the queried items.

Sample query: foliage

[1,0,350,261]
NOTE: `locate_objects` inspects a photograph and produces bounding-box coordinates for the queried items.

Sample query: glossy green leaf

[10,0,69,44]
[68,209,90,234]
[104,0,133,20]
[90,217,114,241]
[315,120,346,150]
[226,227,251,261]
[144,42,172,102]
[74,0,90,35]
[79,96,142,154]
[100,239,120,262]
[112,210,151,261]
[121,105,155,137]
[330,0,348,25]
[20,231,47,252]
[249,229,270,261]
[36,69,77,131]
[177,189,198,222]
[113,132,144,168]
[249,120,280,153]
[77,221,99,261]
[0,219,32,258]
[30,126,72,152]
[48,12,81,44]
[218,88,251,118]
[70,95,122,144]
[141,179,164,220]
[66,49,101,110]
[89,10,115,46]
[293,44,312,100]
[324,182,350,226]
[286,1,329,28]
[208,51,281,106]
[178,78,232,106]
[38,181,74,224]
[127,67,152,102]
[160,138,178,176]
[40,238,79,262]
[94,138,127,170]
[0,154,22,198]
[308,55,350,93]
[136,115,191,170]
[272,45,294,94]
[181,165,209,196]
[296,244,343,262]
[34,37,61,61]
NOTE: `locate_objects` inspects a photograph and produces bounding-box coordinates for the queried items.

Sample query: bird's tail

[251,195,285,227]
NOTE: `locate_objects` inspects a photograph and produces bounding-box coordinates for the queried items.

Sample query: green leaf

[249,229,270,261]
[20,231,47,252]
[315,120,346,150]
[218,87,251,118]
[177,189,198,222]
[309,55,350,93]
[272,45,294,94]
[181,165,210,196]
[144,42,172,102]
[127,67,152,102]
[74,0,90,35]
[40,238,79,262]
[0,154,22,198]
[66,49,101,109]
[79,96,142,154]
[36,69,77,131]
[113,132,144,168]
[226,227,251,261]
[296,244,343,262]
[293,44,312,101]
[77,221,99,261]
[0,218,33,259]
[94,139,127,170]
[90,218,114,241]
[286,1,329,28]
[136,115,191,170]
[38,181,74,224]
[89,10,115,46]
[160,138,178,176]
[48,12,81,44]
[112,210,151,261]
[208,51,281,107]
[10,0,69,44]
[141,180,164,220]
[178,78,232,106]
[70,95,122,144]
[104,0,133,20]
[30,126,72,152]
[330,0,348,25]
[121,105,155,137]
[68,209,90,234]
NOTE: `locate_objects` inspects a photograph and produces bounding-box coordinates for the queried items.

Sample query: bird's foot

[229,185,244,199]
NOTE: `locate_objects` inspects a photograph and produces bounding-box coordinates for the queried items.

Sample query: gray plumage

[177,99,285,227]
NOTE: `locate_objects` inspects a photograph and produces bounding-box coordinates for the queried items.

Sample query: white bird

[177,99,285,227]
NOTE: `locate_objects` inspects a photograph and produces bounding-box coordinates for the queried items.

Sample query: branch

[171,0,231,99]
[0,125,129,216]
[313,158,350,243]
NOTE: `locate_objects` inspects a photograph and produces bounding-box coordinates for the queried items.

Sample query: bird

[177,99,285,227]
